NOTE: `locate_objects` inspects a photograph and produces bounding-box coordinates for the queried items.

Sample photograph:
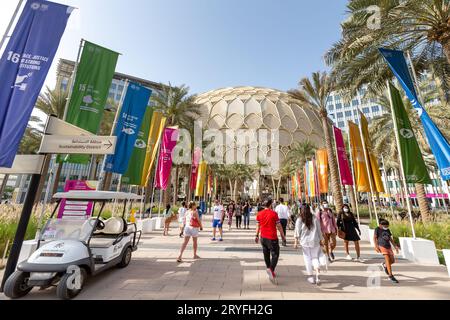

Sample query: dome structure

[196,86,325,172]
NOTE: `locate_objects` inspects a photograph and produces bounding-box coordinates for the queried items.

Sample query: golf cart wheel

[3,271,33,299]
[117,247,132,268]
[56,268,87,300]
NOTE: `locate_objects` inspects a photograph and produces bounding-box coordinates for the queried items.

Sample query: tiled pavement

[1,215,449,300]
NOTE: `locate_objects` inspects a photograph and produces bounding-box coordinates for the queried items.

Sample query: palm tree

[369,86,449,221]
[289,72,344,209]
[152,84,203,205]
[325,0,450,99]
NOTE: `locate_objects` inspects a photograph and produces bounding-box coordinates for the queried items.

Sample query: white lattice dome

[196,86,325,169]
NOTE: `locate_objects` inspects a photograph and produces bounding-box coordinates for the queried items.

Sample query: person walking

[275,198,289,246]
[227,201,235,231]
[235,202,243,229]
[294,204,325,285]
[243,201,251,229]
[374,219,400,283]
[211,199,225,241]
[177,202,203,263]
[255,199,286,284]
[317,200,338,262]
[177,202,188,238]
[163,204,176,236]
[337,204,364,262]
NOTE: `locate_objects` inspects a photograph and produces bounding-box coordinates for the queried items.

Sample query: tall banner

[104,83,152,174]
[334,126,354,186]
[304,163,310,197]
[380,48,450,180]
[308,161,316,197]
[360,112,385,193]
[154,128,179,190]
[316,149,329,193]
[348,121,370,192]
[389,83,432,184]
[0,0,72,167]
[122,107,154,186]
[296,171,302,200]
[195,161,208,197]
[291,175,296,198]
[190,147,202,191]
[142,112,167,186]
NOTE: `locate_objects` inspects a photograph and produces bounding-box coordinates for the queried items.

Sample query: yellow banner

[360,112,385,193]
[309,161,316,197]
[316,149,329,194]
[142,112,167,186]
[195,161,208,197]
[291,176,296,198]
[348,121,370,192]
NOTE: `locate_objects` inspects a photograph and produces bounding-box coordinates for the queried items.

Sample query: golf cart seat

[94,217,127,236]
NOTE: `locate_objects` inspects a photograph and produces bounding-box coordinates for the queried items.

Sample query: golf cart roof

[53,191,143,201]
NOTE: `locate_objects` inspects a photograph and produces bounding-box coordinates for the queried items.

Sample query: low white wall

[399,237,440,266]
[443,249,450,277]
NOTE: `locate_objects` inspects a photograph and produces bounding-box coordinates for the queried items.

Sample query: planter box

[18,240,38,267]
[141,218,156,234]
[368,229,375,247]
[443,249,450,277]
[359,225,370,242]
[136,219,143,232]
[399,237,440,266]
[153,217,165,230]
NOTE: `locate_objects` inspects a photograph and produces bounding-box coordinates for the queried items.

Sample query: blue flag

[379,48,450,180]
[104,82,152,175]
[0,0,72,167]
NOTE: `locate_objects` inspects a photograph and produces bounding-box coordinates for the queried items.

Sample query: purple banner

[334,126,354,186]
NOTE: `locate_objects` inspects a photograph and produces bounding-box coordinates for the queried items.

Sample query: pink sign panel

[57,180,95,219]
[154,128,179,191]
[334,126,354,186]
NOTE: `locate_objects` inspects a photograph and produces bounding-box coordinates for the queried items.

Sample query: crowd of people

[162,197,400,285]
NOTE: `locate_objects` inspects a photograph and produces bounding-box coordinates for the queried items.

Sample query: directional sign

[39,135,117,155]
[0,155,46,174]
[45,116,91,136]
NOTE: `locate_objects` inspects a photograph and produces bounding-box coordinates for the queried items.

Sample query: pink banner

[189,147,202,191]
[57,180,95,219]
[154,128,179,190]
[334,126,354,186]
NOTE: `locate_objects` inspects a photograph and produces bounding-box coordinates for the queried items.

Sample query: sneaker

[211,238,216,241]
[381,263,389,275]
[328,257,333,264]
[315,274,321,285]
[267,269,277,284]
[355,257,365,263]
[346,255,352,261]
[307,277,315,284]
[330,252,335,260]
[219,238,223,242]
[389,275,399,283]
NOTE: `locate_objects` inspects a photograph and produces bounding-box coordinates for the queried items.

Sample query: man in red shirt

[255,199,286,284]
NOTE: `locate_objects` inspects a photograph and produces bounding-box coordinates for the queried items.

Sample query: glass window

[363,107,370,114]
[327,105,334,112]
[345,111,352,117]
[117,85,124,93]
[372,106,380,113]
[327,96,333,103]
[110,83,117,90]
[336,103,342,110]
[108,92,114,99]
[352,99,359,107]
[329,114,335,120]
[344,103,350,109]
[335,95,341,102]
[337,112,343,119]
[338,121,345,128]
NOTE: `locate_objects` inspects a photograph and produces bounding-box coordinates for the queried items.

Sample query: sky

[0,0,349,95]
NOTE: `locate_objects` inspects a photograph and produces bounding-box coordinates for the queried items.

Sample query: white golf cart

[3,191,142,300]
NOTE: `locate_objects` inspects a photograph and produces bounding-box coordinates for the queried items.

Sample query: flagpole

[347,126,361,225]
[97,80,129,191]
[381,154,395,218]
[357,110,379,225]
[0,0,24,54]
[387,81,416,239]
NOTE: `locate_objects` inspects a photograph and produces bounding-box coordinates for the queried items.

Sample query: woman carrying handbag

[337,204,364,262]
[177,202,203,263]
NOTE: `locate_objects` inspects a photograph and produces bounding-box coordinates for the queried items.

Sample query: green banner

[389,82,431,184]
[64,40,119,164]
[121,107,154,185]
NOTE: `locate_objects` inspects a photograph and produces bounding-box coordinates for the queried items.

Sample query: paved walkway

[1,215,449,300]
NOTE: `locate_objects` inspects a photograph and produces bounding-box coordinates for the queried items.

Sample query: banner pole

[347,126,361,225]
[387,81,416,239]
[0,0,24,54]
[357,110,379,225]
[381,154,395,218]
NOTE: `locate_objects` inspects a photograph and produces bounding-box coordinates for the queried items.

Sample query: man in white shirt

[275,198,290,246]
[212,199,225,241]
[178,202,187,238]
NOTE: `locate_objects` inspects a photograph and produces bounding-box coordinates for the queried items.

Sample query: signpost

[39,135,116,155]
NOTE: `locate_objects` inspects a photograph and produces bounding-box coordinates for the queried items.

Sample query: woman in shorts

[177,202,203,263]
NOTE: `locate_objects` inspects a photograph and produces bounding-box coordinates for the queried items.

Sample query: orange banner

[316,149,329,193]
[348,121,370,192]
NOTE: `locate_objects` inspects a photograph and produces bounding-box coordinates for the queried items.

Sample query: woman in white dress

[177,202,203,263]
[295,204,325,285]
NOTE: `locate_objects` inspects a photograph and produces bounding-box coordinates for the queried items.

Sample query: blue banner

[104,82,152,175]
[0,0,72,167]
[379,48,450,180]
